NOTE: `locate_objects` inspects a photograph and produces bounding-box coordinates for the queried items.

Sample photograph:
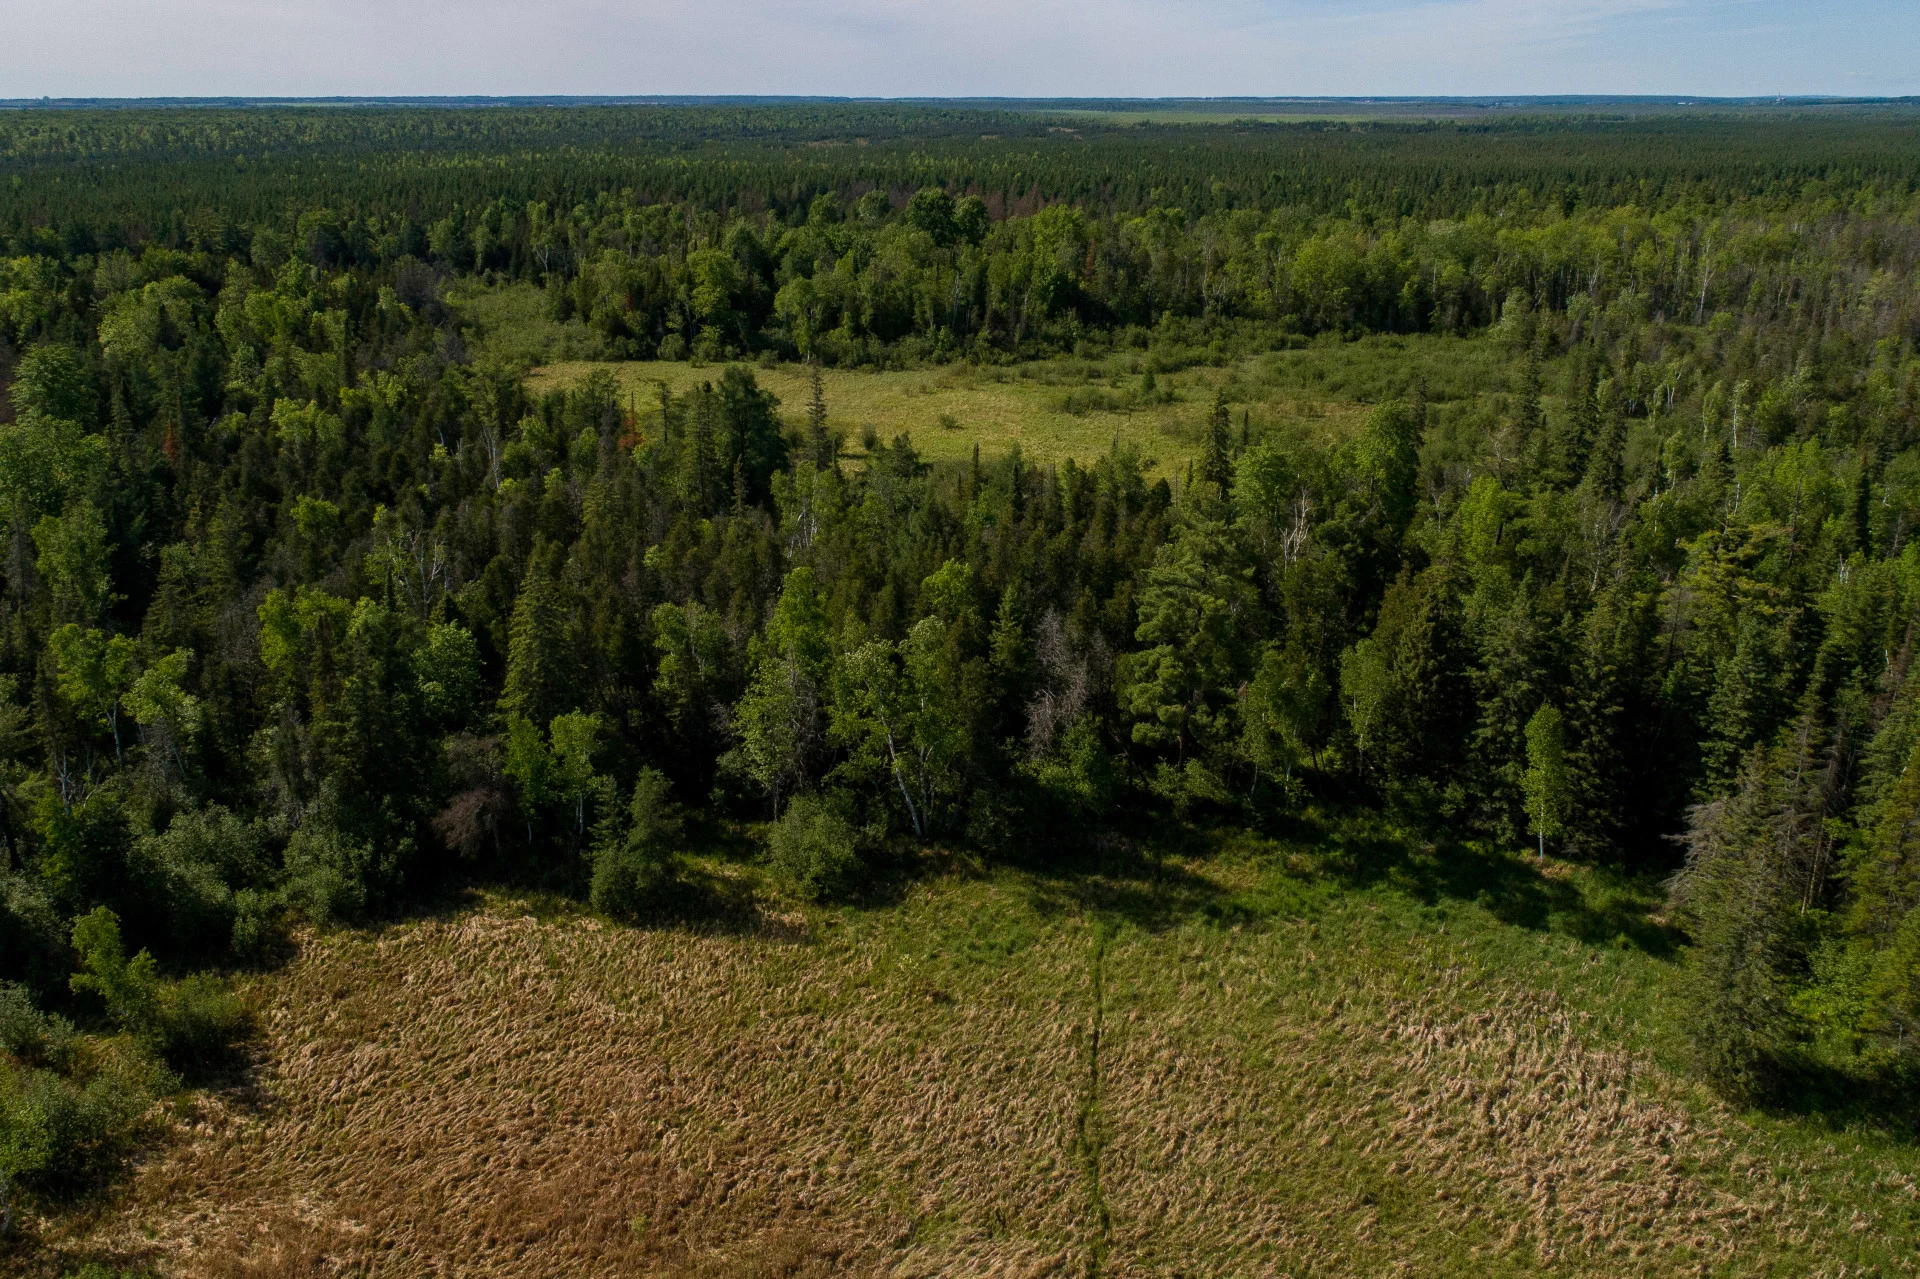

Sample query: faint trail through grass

[1075,918,1114,1278]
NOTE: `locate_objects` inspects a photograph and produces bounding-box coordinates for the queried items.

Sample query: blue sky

[2,0,1913,99]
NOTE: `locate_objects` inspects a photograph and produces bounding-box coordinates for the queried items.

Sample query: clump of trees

[3,104,1920,1222]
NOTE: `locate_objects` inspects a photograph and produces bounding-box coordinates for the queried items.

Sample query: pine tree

[1515,351,1544,444]
[1582,384,1625,502]
[1542,351,1600,489]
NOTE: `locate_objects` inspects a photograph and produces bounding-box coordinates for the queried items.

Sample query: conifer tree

[1671,746,1805,1099]
[1200,390,1235,497]
[500,561,573,729]
[806,360,833,469]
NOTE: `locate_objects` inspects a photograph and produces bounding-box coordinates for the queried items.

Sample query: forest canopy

[3,103,1920,1225]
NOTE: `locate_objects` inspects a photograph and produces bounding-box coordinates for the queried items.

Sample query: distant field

[40,827,1920,1277]
[530,358,1249,478]
[523,335,1523,480]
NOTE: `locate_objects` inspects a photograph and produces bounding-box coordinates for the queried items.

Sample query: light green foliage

[33,502,114,623]
[268,397,344,450]
[503,714,556,825]
[548,711,605,835]
[120,650,201,775]
[257,586,353,707]
[1452,474,1521,570]
[130,807,266,958]
[651,600,729,739]
[1522,705,1569,859]
[0,984,76,1067]
[413,623,481,729]
[96,276,200,365]
[1232,437,1303,564]
[282,801,374,926]
[49,625,136,758]
[1339,636,1392,772]
[8,344,94,424]
[68,909,159,1037]
[833,616,977,839]
[1240,644,1327,796]
[0,1063,53,1234]
[1030,716,1115,818]
[1351,399,1421,531]
[735,568,831,813]
[0,413,109,546]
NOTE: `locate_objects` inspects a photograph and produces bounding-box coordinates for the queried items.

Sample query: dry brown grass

[57,898,1095,1277]
[1101,933,1775,1276]
[28,864,1920,1278]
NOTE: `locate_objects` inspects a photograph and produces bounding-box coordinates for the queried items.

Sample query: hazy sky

[3,0,1913,100]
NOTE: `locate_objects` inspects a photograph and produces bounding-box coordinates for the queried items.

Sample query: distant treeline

[3,109,1918,369]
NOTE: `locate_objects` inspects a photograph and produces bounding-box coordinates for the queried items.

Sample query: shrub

[5,1052,157,1203]
[68,909,159,1035]
[0,872,67,997]
[590,769,683,917]
[767,795,861,902]
[0,982,78,1070]
[128,805,267,960]
[282,819,373,926]
[154,974,248,1078]
[67,911,246,1078]
[228,888,283,965]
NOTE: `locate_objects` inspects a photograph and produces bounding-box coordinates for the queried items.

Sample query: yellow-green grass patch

[527,358,1375,481]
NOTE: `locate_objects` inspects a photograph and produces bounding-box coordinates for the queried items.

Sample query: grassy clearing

[457,276,1537,479]
[25,818,1920,1277]
[523,332,1528,480]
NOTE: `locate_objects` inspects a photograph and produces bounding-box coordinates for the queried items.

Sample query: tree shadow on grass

[1004,820,1310,935]
[1757,1053,1920,1140]
[1294,808,1682,959]
[980,802,1683,957]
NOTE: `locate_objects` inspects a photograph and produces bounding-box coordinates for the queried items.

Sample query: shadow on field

[1001,820,1318,934]
[1297,809,1682,958]
[1762,1054,1920,1139]
[978,803,1682,957]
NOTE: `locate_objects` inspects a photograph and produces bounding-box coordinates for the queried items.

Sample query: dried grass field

[31,831,1920,1277]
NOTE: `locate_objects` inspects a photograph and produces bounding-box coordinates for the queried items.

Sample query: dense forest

[3,104,1920,1225]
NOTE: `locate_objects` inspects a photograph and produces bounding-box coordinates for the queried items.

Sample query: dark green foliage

[766,794,861,902]
[590,768,683,917]
[1670,749,1810,1099]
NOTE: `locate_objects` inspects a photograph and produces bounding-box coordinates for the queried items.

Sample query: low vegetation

[23,824,1920,1277]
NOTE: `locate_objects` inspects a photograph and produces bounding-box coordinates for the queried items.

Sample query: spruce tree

[1671,746,1805,1100]
[806,361,833,469]
[1200,390,1235,497]
[500,561,574,729]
